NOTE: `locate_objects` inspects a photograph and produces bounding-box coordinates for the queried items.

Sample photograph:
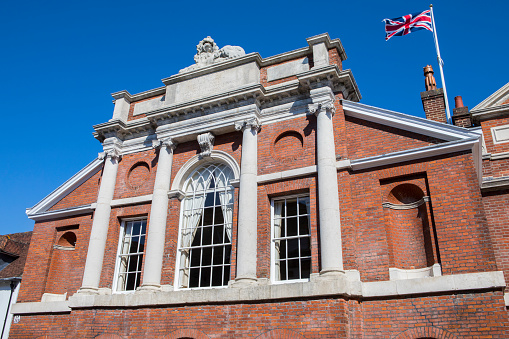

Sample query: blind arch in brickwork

[256,328,308,339]
[393,326,459,339]
[164,328,210,339]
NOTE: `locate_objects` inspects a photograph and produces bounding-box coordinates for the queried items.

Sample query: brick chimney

[421,65,447,123]
[452,96,472,128]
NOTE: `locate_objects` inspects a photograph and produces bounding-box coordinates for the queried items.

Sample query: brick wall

[49,170,101,211]
[421,89,447,124]
[10,292,508,338]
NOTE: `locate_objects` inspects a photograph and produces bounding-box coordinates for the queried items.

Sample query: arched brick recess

[256,329,308,339]
[164,329,210,339]
[94,334,124,339]
[393,326,458,339]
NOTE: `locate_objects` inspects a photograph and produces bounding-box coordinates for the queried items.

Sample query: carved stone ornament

[197,132,215,158]
[179,36,246,73]
[308,101,336,116]
[234,118,261,132]
[152,138,177,151]
[98,147,122,161]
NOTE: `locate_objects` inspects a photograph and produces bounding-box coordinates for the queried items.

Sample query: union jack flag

[383,10,433,41]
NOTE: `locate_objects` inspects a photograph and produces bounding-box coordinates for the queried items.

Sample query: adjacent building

[9,34,509,338]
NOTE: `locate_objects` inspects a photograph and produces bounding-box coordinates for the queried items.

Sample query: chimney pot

[423,65,437,91]
[454,96,464,108]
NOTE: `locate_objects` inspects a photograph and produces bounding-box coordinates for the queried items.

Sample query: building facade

[10,34,509,338]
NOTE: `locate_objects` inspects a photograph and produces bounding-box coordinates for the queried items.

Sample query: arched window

[177,163,234,289]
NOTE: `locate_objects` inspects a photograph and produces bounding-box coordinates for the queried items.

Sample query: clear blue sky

[0,0,507,234]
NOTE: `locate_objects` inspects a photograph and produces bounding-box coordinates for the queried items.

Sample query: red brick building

[10,34,509,338]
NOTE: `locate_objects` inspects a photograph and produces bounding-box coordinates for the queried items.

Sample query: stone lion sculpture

[179,37,246,73]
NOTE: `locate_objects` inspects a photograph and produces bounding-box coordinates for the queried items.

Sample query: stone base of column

[76,286,100,295]
[137,283,162,292]
[319,268,346,277]
[229,276,259,288]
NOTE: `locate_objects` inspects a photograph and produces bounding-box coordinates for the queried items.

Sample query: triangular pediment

[26,158,103,220]
[472,82,509,111]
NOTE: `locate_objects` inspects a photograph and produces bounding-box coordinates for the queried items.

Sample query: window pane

[279,260,287,280]
[202,226,212,246]
[279,240,287,260]
[287,259,300,280]
[213,206,224,225]
[202,247,212,266]
[202,208,214,226]
[224,245,231,264]
[204,191,214,207]
[287,200,298,216]
[190,249,200,267]
[213,246,223,265]
[200,267,211,287]
[287,217,298,236]
[189,268,200,288]
[223,265,230,285]
[211,266,223,286]
[132,222,141,236]
[298,197,310,215]
[299,216,310,235]
[300,237,311,257]
[126,272,136,290]
[287,239,299,258]
[301,258,311,279]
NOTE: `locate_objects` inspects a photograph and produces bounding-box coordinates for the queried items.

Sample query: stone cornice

[297,66,361,102]
[481,177,509,192]
[471,103,509,122]
[306,33,347,61]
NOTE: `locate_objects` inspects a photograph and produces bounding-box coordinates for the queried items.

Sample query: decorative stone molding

[100,138,123,161]
[389,263,442,281]
[234,118,261,132]
[152,137,177,150]
[382,196,430,210]
[308,101,335,116]
[167,189,185,201]
[197,132,215,158]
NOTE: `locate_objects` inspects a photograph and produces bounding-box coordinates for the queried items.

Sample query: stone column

[139,138,176,291]
[309,88,344,275]
[79,146,121,294]
[233,118,261,284]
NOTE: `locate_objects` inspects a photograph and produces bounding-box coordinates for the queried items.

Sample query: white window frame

[270,194,312,284]
[112,217,147,293]
[174,163,234,290]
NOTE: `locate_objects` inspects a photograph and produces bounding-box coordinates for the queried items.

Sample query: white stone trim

[170,150,240,191]
[342,100,479,142]
[350,138,482,185]
[481,177,509,191]
[26,158,103,217]
[471,82,509,111]
[505,292,509,307]
[110,195,153,207]
[257,166,317,184]
[382,197,429,210]
[34,271,503,311]
[491,124,509,144]
[490,151,509,160]
[11,301,70,314]
[28,204,95,221]
[389,264,441,280]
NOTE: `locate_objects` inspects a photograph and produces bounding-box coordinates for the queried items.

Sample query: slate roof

[0,232,32,279]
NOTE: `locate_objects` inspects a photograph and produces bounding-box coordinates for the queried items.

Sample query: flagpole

[430,4,451,124]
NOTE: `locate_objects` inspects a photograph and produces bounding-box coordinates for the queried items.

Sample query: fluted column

[140,138,176,291]
[233,118,261,284]
[79,146,121,294]
[309,91,344,275]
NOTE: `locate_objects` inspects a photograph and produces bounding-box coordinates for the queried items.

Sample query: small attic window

[55,232,76,249]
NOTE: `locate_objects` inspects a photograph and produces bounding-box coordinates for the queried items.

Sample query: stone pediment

[472,82,509,111]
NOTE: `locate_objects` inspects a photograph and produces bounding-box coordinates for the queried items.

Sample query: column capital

[99,148,122,161]
[234,118,261,132]
[308,100,336,117]
[152,137,177,151]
